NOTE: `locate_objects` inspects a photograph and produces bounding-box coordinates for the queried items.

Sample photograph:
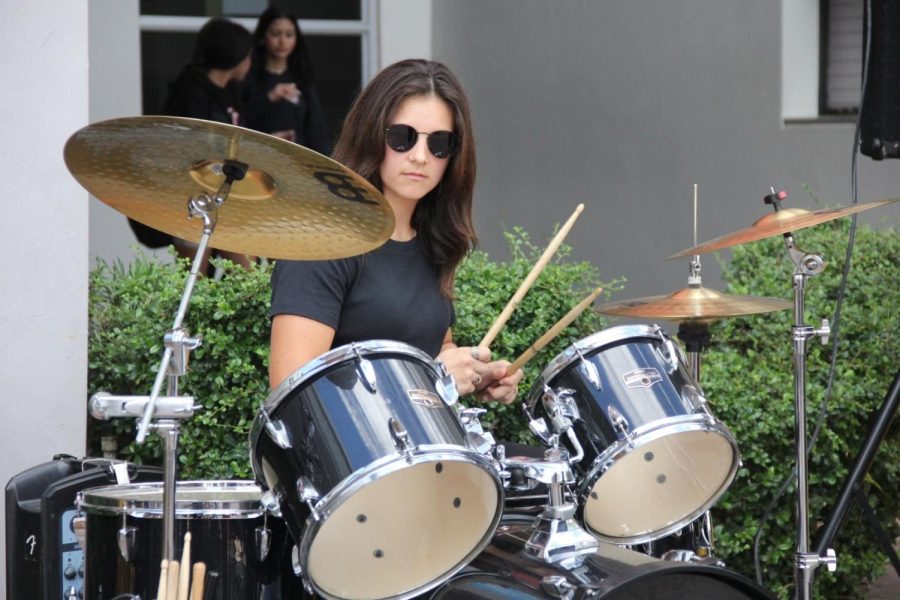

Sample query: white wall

[379,0,432,66]
[0,1,90,596]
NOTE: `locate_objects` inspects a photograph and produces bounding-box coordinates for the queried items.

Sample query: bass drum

[525,324,739,544]
[425,516,775,600]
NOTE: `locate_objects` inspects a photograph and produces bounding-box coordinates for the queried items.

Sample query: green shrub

[87,229,621,476]
[702,216,899,599]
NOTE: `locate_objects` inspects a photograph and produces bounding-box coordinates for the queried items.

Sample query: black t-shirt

[269,237,454,357]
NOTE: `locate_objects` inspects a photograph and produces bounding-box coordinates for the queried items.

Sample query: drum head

[583,428,737,543]
[308,458,499,600]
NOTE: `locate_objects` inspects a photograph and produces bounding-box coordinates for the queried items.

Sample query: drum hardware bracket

[351,344,378,392]
[539,574,576,599]
[607,405,630,438]
[90,392,197,421]
[254,524,272,562]
[653,325,680,373]
[295,477,321,520]
[259,410,293,450]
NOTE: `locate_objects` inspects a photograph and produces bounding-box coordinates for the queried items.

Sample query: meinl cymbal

[666,198,900,260]
[595,286,791,321]
[64,116,395,260]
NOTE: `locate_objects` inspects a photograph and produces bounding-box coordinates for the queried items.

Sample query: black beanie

[194,18,252,70]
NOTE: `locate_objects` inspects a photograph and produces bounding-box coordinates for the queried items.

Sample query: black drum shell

[426,518,775,600]
[79,481,286,600]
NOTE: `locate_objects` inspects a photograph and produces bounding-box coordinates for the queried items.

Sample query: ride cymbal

[666,198,900,260]
[64,116,395,260]
[595,286,791,321]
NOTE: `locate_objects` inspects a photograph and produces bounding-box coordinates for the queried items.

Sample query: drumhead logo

[623,368,662,388]
[408,389,443,408]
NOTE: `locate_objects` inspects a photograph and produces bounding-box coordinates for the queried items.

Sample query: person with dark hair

[268,59,523,403]
[243,6,331,154]
[129,17,253,269]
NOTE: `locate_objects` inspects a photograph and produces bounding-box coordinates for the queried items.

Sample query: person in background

[268,59,523,403]
[129,17,254,271]
[243,6,332,154]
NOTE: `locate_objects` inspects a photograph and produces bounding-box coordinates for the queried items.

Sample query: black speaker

[860,0,900,159]
[5,455,162,600]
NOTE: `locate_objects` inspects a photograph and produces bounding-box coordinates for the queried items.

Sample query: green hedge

[87,220,898,599]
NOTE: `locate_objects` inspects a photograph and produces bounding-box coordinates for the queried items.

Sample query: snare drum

[525,324,739,545]
[78,480,284,600]
[250,340,503,600]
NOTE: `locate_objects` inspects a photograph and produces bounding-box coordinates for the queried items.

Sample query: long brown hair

[332,59,477,298]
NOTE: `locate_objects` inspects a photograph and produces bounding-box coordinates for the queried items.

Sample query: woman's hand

[437,343,524,404]
[268,82,300,104]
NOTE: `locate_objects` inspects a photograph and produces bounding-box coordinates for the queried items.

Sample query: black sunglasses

[384,124,459,158]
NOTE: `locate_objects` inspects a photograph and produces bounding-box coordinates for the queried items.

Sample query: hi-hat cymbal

[64,116,395,260]
[595,286,791,321]
[667,198,900,260]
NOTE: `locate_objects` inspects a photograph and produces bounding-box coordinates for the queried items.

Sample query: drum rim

[261,339,440,414]
[300,447,505,600]
[77,480,268,518]
[525,324,674,411]
[576,416,740,544]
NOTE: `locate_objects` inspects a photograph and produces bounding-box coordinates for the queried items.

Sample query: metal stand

[92,160,247,561]
[815,368,900,577]
[763,190,836,600]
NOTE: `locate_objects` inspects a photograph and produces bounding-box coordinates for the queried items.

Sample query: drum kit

[63,116,898,600]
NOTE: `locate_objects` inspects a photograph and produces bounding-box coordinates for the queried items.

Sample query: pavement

[866,564,900,599]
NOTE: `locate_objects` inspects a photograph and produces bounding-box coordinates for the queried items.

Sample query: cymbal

[64,116,394,260]
[667,198,900,260]
[595,286,791,321]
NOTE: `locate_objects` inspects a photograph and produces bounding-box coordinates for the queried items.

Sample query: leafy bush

[701,216,900,599]
[87,229,621,477]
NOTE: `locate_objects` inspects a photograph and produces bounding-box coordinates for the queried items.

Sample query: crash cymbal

[666,198,900,260]
[64,116,394,260]
[595,286,791,321]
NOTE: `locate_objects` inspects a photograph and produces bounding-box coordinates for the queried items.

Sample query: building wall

[0,2,90,596]
[433,0,900,306]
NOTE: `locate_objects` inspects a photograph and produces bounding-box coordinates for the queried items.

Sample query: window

[139,0,372,143]
[820,0,863,115]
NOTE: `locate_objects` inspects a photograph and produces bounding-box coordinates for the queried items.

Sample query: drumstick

[157,559,169,600]
[177,532,191,600]
[166,560,180,600]
[189,562,206,600]
[480,204,585,348]
[506,286,604,375]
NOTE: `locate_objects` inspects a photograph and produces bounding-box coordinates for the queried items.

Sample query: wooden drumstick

[189,562,206,600]
[480,204,585,348]
[166,560,180,600]
[157,559,169,600]
[176,532,191,600]
[506,286,603,375]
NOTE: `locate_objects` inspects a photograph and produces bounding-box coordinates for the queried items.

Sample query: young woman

[243,7,331,154]
[268,59,522,403]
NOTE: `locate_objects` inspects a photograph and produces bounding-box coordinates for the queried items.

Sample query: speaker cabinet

[860,0,900,159]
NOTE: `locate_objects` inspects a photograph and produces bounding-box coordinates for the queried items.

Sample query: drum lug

[117,525,137,562]
[351,344,378,392]
[291,543,315,596]
[527,416,553,446]
[607,405,630,438]
[296,477,321,521]
[259,489,283,518]
[389,417,415,461]
[434,359,460,406]
[264,416,293,450]
[576,349,602,391]
[653,325,680,373]
[255,525,272,562]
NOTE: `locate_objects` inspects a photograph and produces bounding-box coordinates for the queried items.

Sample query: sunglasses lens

[428,131,459,158]
[385,125,417,152]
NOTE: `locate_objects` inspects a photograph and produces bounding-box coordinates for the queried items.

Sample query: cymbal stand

[763,190,836,600]
[126,159,248,560]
